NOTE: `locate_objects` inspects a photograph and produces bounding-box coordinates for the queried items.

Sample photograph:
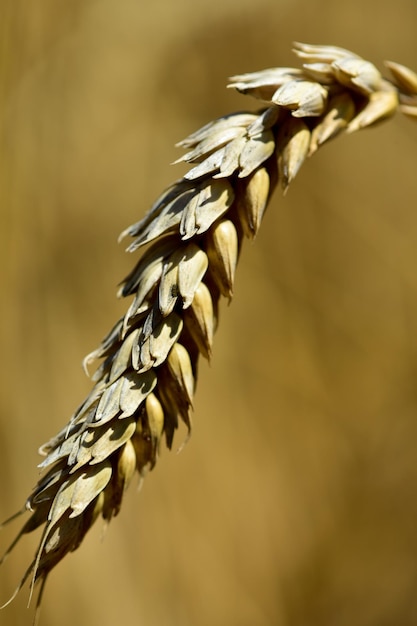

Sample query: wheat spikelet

[1,42,416,622]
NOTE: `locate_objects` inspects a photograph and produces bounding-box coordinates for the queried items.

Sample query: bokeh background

[1,1,417,625]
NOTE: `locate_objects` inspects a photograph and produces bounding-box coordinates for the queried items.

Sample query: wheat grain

[1,42,416,623]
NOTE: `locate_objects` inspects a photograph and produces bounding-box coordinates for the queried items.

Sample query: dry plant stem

[1,42,416,621]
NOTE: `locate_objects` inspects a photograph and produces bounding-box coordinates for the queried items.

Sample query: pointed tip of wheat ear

[1,41,415,617]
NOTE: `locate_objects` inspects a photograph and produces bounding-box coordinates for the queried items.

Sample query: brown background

[1,1,417,625]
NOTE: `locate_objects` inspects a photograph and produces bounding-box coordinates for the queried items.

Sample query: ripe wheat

[1,42,416,623]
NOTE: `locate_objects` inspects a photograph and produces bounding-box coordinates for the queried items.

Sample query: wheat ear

[1,42,416,621]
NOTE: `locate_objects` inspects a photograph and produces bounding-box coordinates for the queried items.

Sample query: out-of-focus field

[1,2,417,625]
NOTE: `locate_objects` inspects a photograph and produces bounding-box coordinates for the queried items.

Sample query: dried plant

[1,42,416,623]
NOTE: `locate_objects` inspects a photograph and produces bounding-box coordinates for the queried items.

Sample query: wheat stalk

[1,42,416,623]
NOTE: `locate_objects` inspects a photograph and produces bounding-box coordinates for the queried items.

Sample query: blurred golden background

[1,1,417,625]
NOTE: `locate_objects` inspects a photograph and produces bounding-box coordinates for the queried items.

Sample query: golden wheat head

[1,42,416,623]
